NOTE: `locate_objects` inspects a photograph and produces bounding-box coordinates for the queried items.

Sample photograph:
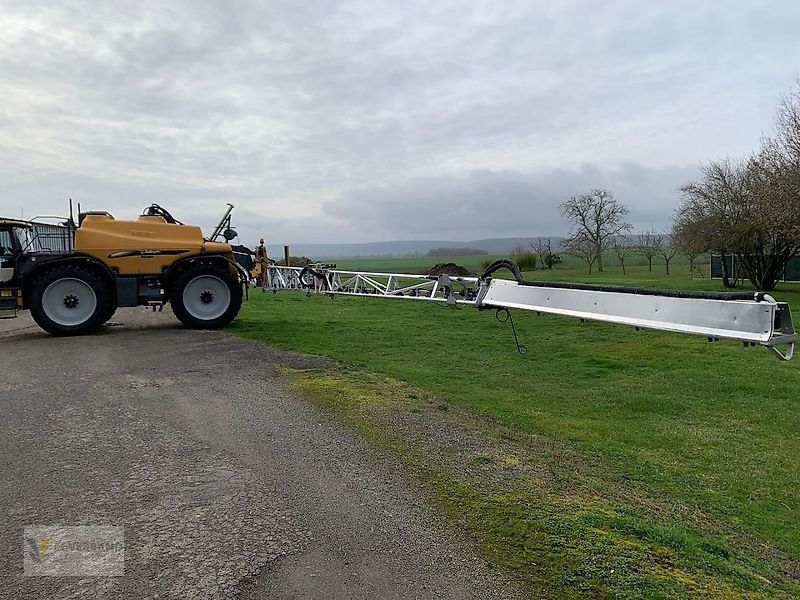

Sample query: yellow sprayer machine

[0,204,795,361]
[0,204,247,335]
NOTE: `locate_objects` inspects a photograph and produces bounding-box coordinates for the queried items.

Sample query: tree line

[557,188,682,276]
[557,83,800,290]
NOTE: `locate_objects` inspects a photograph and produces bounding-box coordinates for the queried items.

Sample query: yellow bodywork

[75,214,235,276]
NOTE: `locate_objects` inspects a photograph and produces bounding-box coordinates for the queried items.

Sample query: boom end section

[765,302,796,361]
[478,279,797,361]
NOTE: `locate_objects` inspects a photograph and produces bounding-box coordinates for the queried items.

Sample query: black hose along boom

[267,260,796,361]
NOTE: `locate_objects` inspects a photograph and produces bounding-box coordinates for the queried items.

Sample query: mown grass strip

[279,366,799,598]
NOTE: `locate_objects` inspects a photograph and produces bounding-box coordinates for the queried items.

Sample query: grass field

[231,256,800,597]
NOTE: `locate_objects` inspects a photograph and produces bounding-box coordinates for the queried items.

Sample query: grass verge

[284,367,798,598]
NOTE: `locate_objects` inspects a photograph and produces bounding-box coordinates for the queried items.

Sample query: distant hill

[264,237,565,259]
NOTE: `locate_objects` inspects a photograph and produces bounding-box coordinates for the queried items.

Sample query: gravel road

[0,309,525,599]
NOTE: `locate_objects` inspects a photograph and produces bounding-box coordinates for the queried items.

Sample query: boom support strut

[263,261,796,361]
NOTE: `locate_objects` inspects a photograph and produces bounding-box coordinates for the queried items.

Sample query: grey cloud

[312,163,697,243]
[1,0,799,244]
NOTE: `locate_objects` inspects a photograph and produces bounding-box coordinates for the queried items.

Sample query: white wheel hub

[42,277,98,327]
[182,275,231,321]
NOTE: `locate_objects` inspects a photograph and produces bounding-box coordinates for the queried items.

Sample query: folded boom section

[263,264,796,361]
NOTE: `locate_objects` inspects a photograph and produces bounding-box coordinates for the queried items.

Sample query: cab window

[0,229,13,256]
[0,229,13,270]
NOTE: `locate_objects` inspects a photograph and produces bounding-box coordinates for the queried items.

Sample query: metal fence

[710,255,800,283]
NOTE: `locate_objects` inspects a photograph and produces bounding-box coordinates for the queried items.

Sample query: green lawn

[231,258,800,597]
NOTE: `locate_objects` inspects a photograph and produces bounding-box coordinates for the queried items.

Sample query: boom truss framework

[263,262,796,361]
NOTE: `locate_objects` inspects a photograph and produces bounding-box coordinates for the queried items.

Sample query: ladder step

[0,308,17,319]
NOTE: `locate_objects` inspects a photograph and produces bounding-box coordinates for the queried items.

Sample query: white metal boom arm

[263,260,796,361]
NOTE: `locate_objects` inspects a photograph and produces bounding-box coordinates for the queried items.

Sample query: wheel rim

[182,275,231,321]
[42,277,98,327]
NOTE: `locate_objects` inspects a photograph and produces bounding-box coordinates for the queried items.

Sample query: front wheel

[29,264,113,336]
[170,263,243,329]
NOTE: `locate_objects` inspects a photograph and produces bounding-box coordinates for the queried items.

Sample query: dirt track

[0,309,524,599]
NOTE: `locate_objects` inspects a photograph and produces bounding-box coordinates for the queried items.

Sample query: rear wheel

[170,263,242,329]
[30,264,113,336]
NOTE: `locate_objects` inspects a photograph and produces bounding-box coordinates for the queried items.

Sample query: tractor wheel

[29,264,113,336]
[169,263,242,329]
[99,302,118,325]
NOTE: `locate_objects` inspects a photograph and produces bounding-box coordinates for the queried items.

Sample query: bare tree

[560,189,632,272]
[671,220,705,277]
[657,236,678,275]
[637,231,662,272]
[530,238,561,270]
[611,236,635,275]
[677,159,746,287]
[564,233,597,274]
[530,239,546,270]
[751,84,800,280]
[674,83,800,291]
[678,154,798,290]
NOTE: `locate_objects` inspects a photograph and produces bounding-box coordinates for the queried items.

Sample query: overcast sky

[2,0,799,244]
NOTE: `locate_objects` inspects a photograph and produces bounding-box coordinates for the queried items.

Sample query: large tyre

[99,303,118,325]
[29,264,113,336]
[169,263,242,329]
